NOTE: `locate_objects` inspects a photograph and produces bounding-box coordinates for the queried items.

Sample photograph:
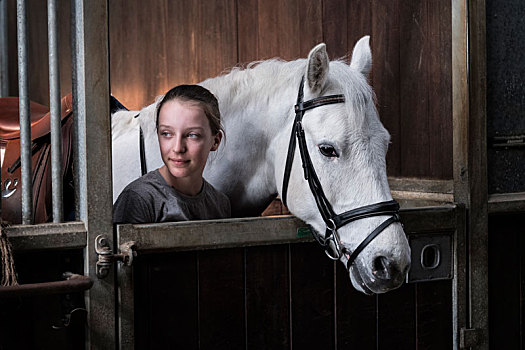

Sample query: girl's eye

[318,144,339,158]
[187,133,200,138]
[160,131,171,137]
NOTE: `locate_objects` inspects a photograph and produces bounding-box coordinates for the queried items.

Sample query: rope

[0,222,18,286]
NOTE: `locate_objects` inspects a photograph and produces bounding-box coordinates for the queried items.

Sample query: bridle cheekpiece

[281,76,401,271]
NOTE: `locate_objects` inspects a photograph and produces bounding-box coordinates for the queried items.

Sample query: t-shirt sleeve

[113,188,155,224]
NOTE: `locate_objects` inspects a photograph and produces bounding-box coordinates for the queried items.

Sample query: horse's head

[280,37,410,294]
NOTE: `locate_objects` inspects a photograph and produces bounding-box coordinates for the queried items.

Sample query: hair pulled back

[156,84,223,136]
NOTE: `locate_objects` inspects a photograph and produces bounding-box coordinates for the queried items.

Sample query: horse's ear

[350,36,372,77]
[306,43,330,93]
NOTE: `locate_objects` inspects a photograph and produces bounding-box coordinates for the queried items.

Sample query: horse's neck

[201,67,298,216]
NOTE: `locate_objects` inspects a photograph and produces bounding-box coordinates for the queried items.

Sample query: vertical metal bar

[48,0,63,223]
[452,0,489,348]
[16,0,33,225]
[117,237,135,350]
[71,0,114,348]
[452,205,467,350]
[0,0,9,97]
[466,0,489,348]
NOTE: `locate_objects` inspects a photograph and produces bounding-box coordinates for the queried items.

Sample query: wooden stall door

[115,207,465,350]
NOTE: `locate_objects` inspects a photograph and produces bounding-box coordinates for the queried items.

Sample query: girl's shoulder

[122,169,167,197]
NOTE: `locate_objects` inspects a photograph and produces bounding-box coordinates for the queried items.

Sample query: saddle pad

[111,111,142,203]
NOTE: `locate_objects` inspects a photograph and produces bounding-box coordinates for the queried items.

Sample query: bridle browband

[281,77,401,271]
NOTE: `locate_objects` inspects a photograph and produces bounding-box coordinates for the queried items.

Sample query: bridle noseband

[281,77,401,271]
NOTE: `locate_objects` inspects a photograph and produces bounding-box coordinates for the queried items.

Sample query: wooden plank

[26,0,49,105]
[372,0,401,177]
[256,0,322,61]
[388,177,453,194]
[427,0,453,179]
[134,252,199,349]
[198,248,245,349]
[5,222,87,251]
[117,207,458,253]
[377,283,416,349]
[347,0,372,53]
[290,243,335,349]
[466,1,489,348]
[488,215,521,349]
[245,244,290,349]
[336,263,377,349]
[117,216,312,252]
[488,192,525,213]
[191,0,238,82]
[256,0,300,60]
[237,0,259,64]
[109,0,170,110]
[6,0,73,105]
[399,0,429,177]
[322,0,348,59]
[416,280,453,349]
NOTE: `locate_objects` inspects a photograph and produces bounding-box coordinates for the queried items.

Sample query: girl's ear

[210,132,222,151]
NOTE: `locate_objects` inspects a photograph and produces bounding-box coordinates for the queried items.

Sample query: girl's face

[157,100,221,194]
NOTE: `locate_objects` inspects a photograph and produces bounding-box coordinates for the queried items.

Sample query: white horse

[111,36,411,294]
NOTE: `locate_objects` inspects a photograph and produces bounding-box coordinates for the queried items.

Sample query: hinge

[95,235,136,279]
[460,327,482,348]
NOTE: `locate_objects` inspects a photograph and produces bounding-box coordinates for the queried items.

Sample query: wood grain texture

[336,263,377,349]
[377,283,416,349]
[290,243,335,349]
[198,248,245,349]
[427,0,452,179]
[399,0,430,177]
[245,244,290,349]
[134,251,199,349]
[372,0,401,176]
[416,280,453,349]
[8,0,453,179]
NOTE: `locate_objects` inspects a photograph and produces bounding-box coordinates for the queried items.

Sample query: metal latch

[460,328,482,348]
[95,235,136,279]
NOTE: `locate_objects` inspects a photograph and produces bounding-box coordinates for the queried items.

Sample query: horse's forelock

[328,61,375,129]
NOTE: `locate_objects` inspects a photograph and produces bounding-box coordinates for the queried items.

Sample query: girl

[113,85,230,224]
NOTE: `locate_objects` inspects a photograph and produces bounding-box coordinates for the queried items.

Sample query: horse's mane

[202,57,375,131]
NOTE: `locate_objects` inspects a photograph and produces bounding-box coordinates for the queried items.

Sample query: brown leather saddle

[0,93,74,224]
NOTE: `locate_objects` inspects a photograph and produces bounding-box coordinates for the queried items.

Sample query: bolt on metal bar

[16,0,33,224]
[48,0,63,222]
[0,0,9,97]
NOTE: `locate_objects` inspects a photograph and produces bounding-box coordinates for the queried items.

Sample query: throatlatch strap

[139,127,147,176]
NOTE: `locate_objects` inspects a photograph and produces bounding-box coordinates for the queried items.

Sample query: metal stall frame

[1,0,115,348]
[452,1,489,349]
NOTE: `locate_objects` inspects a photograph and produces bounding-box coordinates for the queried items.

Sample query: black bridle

[281,77,401,270]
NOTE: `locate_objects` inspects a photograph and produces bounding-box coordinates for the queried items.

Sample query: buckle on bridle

[324,219,342,260]
[324,235,342,260]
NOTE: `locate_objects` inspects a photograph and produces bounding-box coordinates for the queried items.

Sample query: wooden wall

[6,0,453,179]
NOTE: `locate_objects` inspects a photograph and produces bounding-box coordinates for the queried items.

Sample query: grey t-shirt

[113,169,231,224]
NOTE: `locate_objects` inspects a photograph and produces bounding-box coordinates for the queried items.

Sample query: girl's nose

[173,136,186,153]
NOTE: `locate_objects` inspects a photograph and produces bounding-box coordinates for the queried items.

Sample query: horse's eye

[318,144,339,158]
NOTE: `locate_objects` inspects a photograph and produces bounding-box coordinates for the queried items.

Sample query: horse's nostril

[372,256,400,280]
